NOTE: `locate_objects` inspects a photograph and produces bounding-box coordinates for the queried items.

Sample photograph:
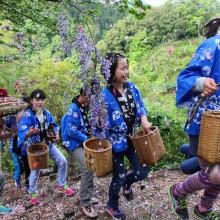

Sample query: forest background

[0,0,220,172]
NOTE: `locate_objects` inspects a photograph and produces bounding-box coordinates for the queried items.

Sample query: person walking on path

[168,17,220,220]
[61,88,98,218]
[96,52,151,220]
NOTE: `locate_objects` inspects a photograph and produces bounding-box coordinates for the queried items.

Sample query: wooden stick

[187,82,220,129]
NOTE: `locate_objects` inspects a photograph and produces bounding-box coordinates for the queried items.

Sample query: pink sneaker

[30,193,39,205]
[57,185,74,196]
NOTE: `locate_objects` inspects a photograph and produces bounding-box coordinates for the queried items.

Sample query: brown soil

[1,169,220,220]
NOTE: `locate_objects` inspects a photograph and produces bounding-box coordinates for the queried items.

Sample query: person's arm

[192,77,218,97]
[17,111,39,146]
[65,106,87,142]
[176,39,218,107]
[132,83,151,133]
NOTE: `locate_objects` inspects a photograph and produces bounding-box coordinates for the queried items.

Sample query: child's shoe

[193,205,220,220]
[0,204,12,214]
[106,204,126,220]
[15,179,22,189]
[168,185,189,219]
[90,197,99,204]
[81,205,98,218]
[29,193,39,205]
[57,185,74,196]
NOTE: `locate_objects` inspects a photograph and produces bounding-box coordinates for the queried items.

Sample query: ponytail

[203,18,220,38]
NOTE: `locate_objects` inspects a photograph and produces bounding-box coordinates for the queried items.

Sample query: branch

[0,0,57,31]
[23,0,54,27]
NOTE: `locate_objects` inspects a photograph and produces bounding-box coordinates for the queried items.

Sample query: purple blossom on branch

[58,16,112,138]
[73,26,112,138]
[58,13,72,56]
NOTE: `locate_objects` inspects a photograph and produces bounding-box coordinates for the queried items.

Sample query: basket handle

[187,82,220,129]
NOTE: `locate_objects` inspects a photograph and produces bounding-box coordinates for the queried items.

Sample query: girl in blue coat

[18,89,74,205]
[97,53,151,220]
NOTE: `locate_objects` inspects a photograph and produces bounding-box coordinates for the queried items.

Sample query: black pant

[22,155,30,187]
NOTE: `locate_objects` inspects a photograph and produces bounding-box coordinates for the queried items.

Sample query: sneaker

[29,193,39,205]
[0,204,12,214]
[168,185,189,219]
[90,197,99,204]
[106,204,126,220]
[81,205,98,218]
[15,179,22,189]
[57,185,74,196]
[122,186,133,201]
[193,205,220,220]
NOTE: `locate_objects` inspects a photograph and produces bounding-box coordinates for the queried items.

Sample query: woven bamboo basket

[27,143,49,170]
[83,138,112,177]
[198,111,220,163]
[130,126,166,165]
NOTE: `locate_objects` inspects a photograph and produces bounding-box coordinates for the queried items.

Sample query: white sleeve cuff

[192,77,208,92]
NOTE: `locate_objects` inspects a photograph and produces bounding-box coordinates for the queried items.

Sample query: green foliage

[1,150,13,172]
[23,59,79,122]
[2,0,220,172]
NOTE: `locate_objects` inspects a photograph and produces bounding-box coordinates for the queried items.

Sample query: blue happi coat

[61,103,87,151]
[176,35,220,135]
[17,109,59,155]
[95,82,147,153]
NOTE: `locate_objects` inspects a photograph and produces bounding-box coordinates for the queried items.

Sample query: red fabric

[0,88,8,97]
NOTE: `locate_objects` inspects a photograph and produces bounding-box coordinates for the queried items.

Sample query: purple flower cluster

[74,26,96,96]
[14,32,26,52]
[58,14,72,56]
[73,26,112,138]
[90,93,109,139]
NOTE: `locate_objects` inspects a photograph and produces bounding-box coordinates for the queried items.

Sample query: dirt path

[1,169,220,219]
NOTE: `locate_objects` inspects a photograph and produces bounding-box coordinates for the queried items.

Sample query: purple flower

[58,13,72,56]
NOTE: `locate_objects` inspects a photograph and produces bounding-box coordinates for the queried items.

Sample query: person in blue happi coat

[96,52,151,220]
[61,88,98,218]
[17,89,74,205]
[168,17,220,220]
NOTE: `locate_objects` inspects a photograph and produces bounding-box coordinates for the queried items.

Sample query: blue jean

[180,143,200,174]
[11,153,20,180]
[108,140,148,209]
[29,144,67,193]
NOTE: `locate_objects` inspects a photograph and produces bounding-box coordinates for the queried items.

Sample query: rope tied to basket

[187,82,220,129]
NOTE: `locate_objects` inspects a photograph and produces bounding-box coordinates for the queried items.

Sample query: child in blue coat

[62,88,98,218]
[17,89,74,205]
[96,53,151,220]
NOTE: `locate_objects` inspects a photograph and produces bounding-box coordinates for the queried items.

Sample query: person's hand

[51,134,60,143]
[201,78,218,97]
[141,116,152,134]
[26,126,40,137]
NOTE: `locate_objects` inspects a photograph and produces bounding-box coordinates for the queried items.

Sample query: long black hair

[203,17,220,38]
[103,52,128,83]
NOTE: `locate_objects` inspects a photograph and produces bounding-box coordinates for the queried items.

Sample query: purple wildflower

[58,13,72,56]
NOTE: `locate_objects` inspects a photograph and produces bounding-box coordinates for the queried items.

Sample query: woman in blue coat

[97,53,151,220]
